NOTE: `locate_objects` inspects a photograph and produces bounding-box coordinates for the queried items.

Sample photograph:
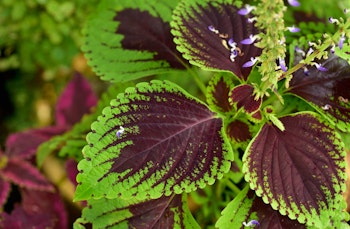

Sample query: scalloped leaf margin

[82,0,186,82]
[243,112,347,227]
[74,194,200,229]
[75,80,233,201]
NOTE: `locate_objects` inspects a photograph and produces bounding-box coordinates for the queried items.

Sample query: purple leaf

[226,120,251,143]
[0,179,11,208]
[230,84,262,114]
[56,73,97,127]
[5,126,67,159]
[0,189,67,229]
[172,1,262,80]
[65,159,78,187]
[2,159,54,192]
[114,9,186,69]
[206,75,234,113]
[243,113,346,225]
[75,80,233,200]
[288,56,350,131]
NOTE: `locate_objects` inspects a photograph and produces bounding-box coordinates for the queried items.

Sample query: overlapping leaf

[206,74,234,113]
[74,194,200,229]
[75,80,233,201]
[171,0,261,80]
[243,112,347,226]
[216,186,306,229]
[83,0,187,82]
[288,56,350,131]
[230,84,261,114]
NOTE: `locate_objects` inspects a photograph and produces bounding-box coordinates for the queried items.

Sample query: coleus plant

[64,0,350,228]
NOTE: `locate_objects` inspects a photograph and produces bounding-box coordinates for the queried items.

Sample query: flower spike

[286,25,300,33]
[243,57,258,68]
[288,0,300,7]
[238,4,256,15]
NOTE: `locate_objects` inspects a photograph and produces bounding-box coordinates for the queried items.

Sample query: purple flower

[295,46,305,56]
[241,34,259,45]
[303,67,310,76]
[208,25,219,34]
[339,34,346,50]
[243,57,258,68]
[230,50,238,62]
[238,4,256,15]
[315,63,328,71]
[328,17,339,24]
[228,38,237,48]
[330,44,335,54]
[116,126,125,138]
[307,47,314,56]
[243,220,260,227]
[279,58,288,72]
[248,17,257,23]
[288,0,300,7]
[287,25,300,33]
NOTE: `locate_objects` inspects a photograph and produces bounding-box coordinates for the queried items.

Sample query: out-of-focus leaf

[55,72,98,127]
[0,179,11,209]
[75,80,232,201]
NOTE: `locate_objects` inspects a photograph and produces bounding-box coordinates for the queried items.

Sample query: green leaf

[74,194,200,229]
[75,80,233,201]
[82,0,187,83]
[216,186,306,229]
[243,112,347,226]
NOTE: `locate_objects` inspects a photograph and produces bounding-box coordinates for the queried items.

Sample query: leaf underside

[76,194,200,229]
[243,112,346,226]
[82,0,186,83]
[75,80,232,201]
[289,56,350,131]
[171,0,261,80]
[216,186,306,229]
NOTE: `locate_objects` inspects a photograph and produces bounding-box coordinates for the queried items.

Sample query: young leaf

[225,119,252,145]
[288,56,350,131]
[83,0,187,82]
[75,194,200,229]
[229,84,262,114]
[243,112,347,226]
[216,186,306,229]
[171,0,262,80]
[75,80,233,201]
[206,74,234,113]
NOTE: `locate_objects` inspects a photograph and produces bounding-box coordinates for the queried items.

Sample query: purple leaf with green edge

[0,189,67,229]
[5,126,68,159]
[216,186,306,229]
[77,194,199,229]
[243,112,347,226]
[230,84,262,114]
[2,159,54,192]
[206,74,234,113]
[82,0,186,83]
[75,80,233,201]
[288,56,350,131]
[171,0,262,80]
[0,179,11,208]
[226,119,252,144]
[65,159,79,187]
[56,72,98,127]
